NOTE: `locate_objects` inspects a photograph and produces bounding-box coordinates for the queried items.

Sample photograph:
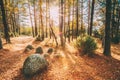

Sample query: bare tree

[0,36,3,49]
[0,0,11,43]
[89,0,95,36]
[103,0,112,56]
[28,0,35,37]
[59,0,64,46]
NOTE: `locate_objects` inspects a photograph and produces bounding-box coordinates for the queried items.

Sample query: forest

[0,0,120,80]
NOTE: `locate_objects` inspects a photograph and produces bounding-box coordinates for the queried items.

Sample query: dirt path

[0,36,34,80]
[0,36,120,80]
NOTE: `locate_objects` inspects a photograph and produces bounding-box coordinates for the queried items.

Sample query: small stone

[35,46,43,54]
[47,48,53,54]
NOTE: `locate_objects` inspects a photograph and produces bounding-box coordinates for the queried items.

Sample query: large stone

[23,54,48,76]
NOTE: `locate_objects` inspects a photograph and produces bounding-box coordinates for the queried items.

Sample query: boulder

[35,46,43,54]
[23,54,48,76]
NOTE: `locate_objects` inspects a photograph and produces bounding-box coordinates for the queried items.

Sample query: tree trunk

[89,0,95,36]
[0,0,11,43]
[50,21,58,46]
[68,0,70,42]
[59,0,64,46]
[0,36,3,49]
[46,0,48,38]
[34,0,38,36]
[103,0,112,56]
[76,0,79,38]
[40,0,44,40]
[88,0,91,35]
[111,0,116,38]
[72,0,74,41]
[28,0,35,37]
[63,0,66,42]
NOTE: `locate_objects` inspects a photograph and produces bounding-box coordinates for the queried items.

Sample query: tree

[72,0,75,40]
[39,0,44,40]
[76,0,79,38]
[103,0,112,56]
[0,0,11,43]
[45,0,48,38]
[0,36,3,49]
[80,0,84,35]
[34,0,38,36]
[88,0,91,35]
[59,0,64,46]
[67,0,70,42]
[28,0,35,37]
[89,0,95,36]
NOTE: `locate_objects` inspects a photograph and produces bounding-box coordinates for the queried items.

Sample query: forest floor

[0,36,120,80]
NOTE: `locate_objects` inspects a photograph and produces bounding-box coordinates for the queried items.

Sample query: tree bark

[72,0,74,40]
[28,0,35,37]
[0,0,11,43]
[103,0,112,56]
[59,0,64,46]
[34,0,38,36]
[76,0,79,38]
[68,0,70,42]
[40,0,44,40]
[89,0,95,36]
[88,0,91,35]
[50,21,58,46]
[0,36,3,49]
[46,0,48,38]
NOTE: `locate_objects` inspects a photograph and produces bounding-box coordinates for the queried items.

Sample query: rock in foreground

[23,54,48,76]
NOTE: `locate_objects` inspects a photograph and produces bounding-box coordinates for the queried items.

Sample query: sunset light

[0,0,120,80]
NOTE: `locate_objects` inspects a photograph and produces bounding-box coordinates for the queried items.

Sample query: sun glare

[50,6,59,26]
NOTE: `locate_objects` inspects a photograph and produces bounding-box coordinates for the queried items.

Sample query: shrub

[35,46,43,54]
[76,36,97,56]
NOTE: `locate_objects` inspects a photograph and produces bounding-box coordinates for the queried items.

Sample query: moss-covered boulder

[35,46,43,54]
[23,54,48,76]
[47,48,53,54]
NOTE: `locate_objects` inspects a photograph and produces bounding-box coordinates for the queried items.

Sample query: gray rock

[23,54,48,76]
